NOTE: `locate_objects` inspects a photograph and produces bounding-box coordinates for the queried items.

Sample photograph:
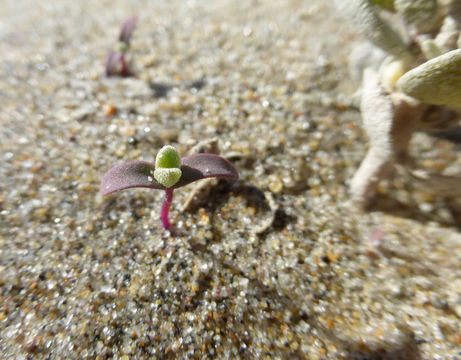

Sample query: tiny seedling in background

[105,15,138,77]
[100,145,239,229]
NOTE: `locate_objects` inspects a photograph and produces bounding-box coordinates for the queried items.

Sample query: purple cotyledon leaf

[119,16,138,45]
[100,154,238,195]
[176,153,238,187]
[105,51,129,77]
[101,161,162,195]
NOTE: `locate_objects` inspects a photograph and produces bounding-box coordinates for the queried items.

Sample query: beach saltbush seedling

[100,145,239,229]
[106,16,138,77]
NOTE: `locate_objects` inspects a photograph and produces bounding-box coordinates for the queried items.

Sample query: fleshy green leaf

[155,145,181,169]
[369,0,395,12]
[154,168,182,188]
[397,49,461,107]
[395,0,438,33]
[334,0,410,58]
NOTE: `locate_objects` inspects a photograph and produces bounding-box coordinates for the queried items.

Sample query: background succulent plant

[335,0,461,206]
[397,48,461,107]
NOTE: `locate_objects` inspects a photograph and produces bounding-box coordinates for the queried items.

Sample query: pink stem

[120,55,129,76]
[161,188,174,229]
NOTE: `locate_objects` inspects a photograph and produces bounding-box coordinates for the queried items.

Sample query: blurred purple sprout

[105,15,138,77]
[119,16,138,46]
[105,51,129,77]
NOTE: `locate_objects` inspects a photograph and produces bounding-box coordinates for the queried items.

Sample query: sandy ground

[0,0,460,359]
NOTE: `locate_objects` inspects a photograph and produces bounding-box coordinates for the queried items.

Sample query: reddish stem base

[161,188,174,229]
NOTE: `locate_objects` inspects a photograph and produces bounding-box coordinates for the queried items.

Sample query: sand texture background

[0,1,460,359]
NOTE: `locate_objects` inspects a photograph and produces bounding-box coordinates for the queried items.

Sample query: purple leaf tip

[119,16,138,45]
[176,153,239,187]
[100,161,163,195]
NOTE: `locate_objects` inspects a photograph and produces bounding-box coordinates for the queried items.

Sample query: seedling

[105,16,138,77]
[100,145,239,229]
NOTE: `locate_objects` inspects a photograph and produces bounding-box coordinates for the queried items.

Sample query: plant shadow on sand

[367,192,461,230]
